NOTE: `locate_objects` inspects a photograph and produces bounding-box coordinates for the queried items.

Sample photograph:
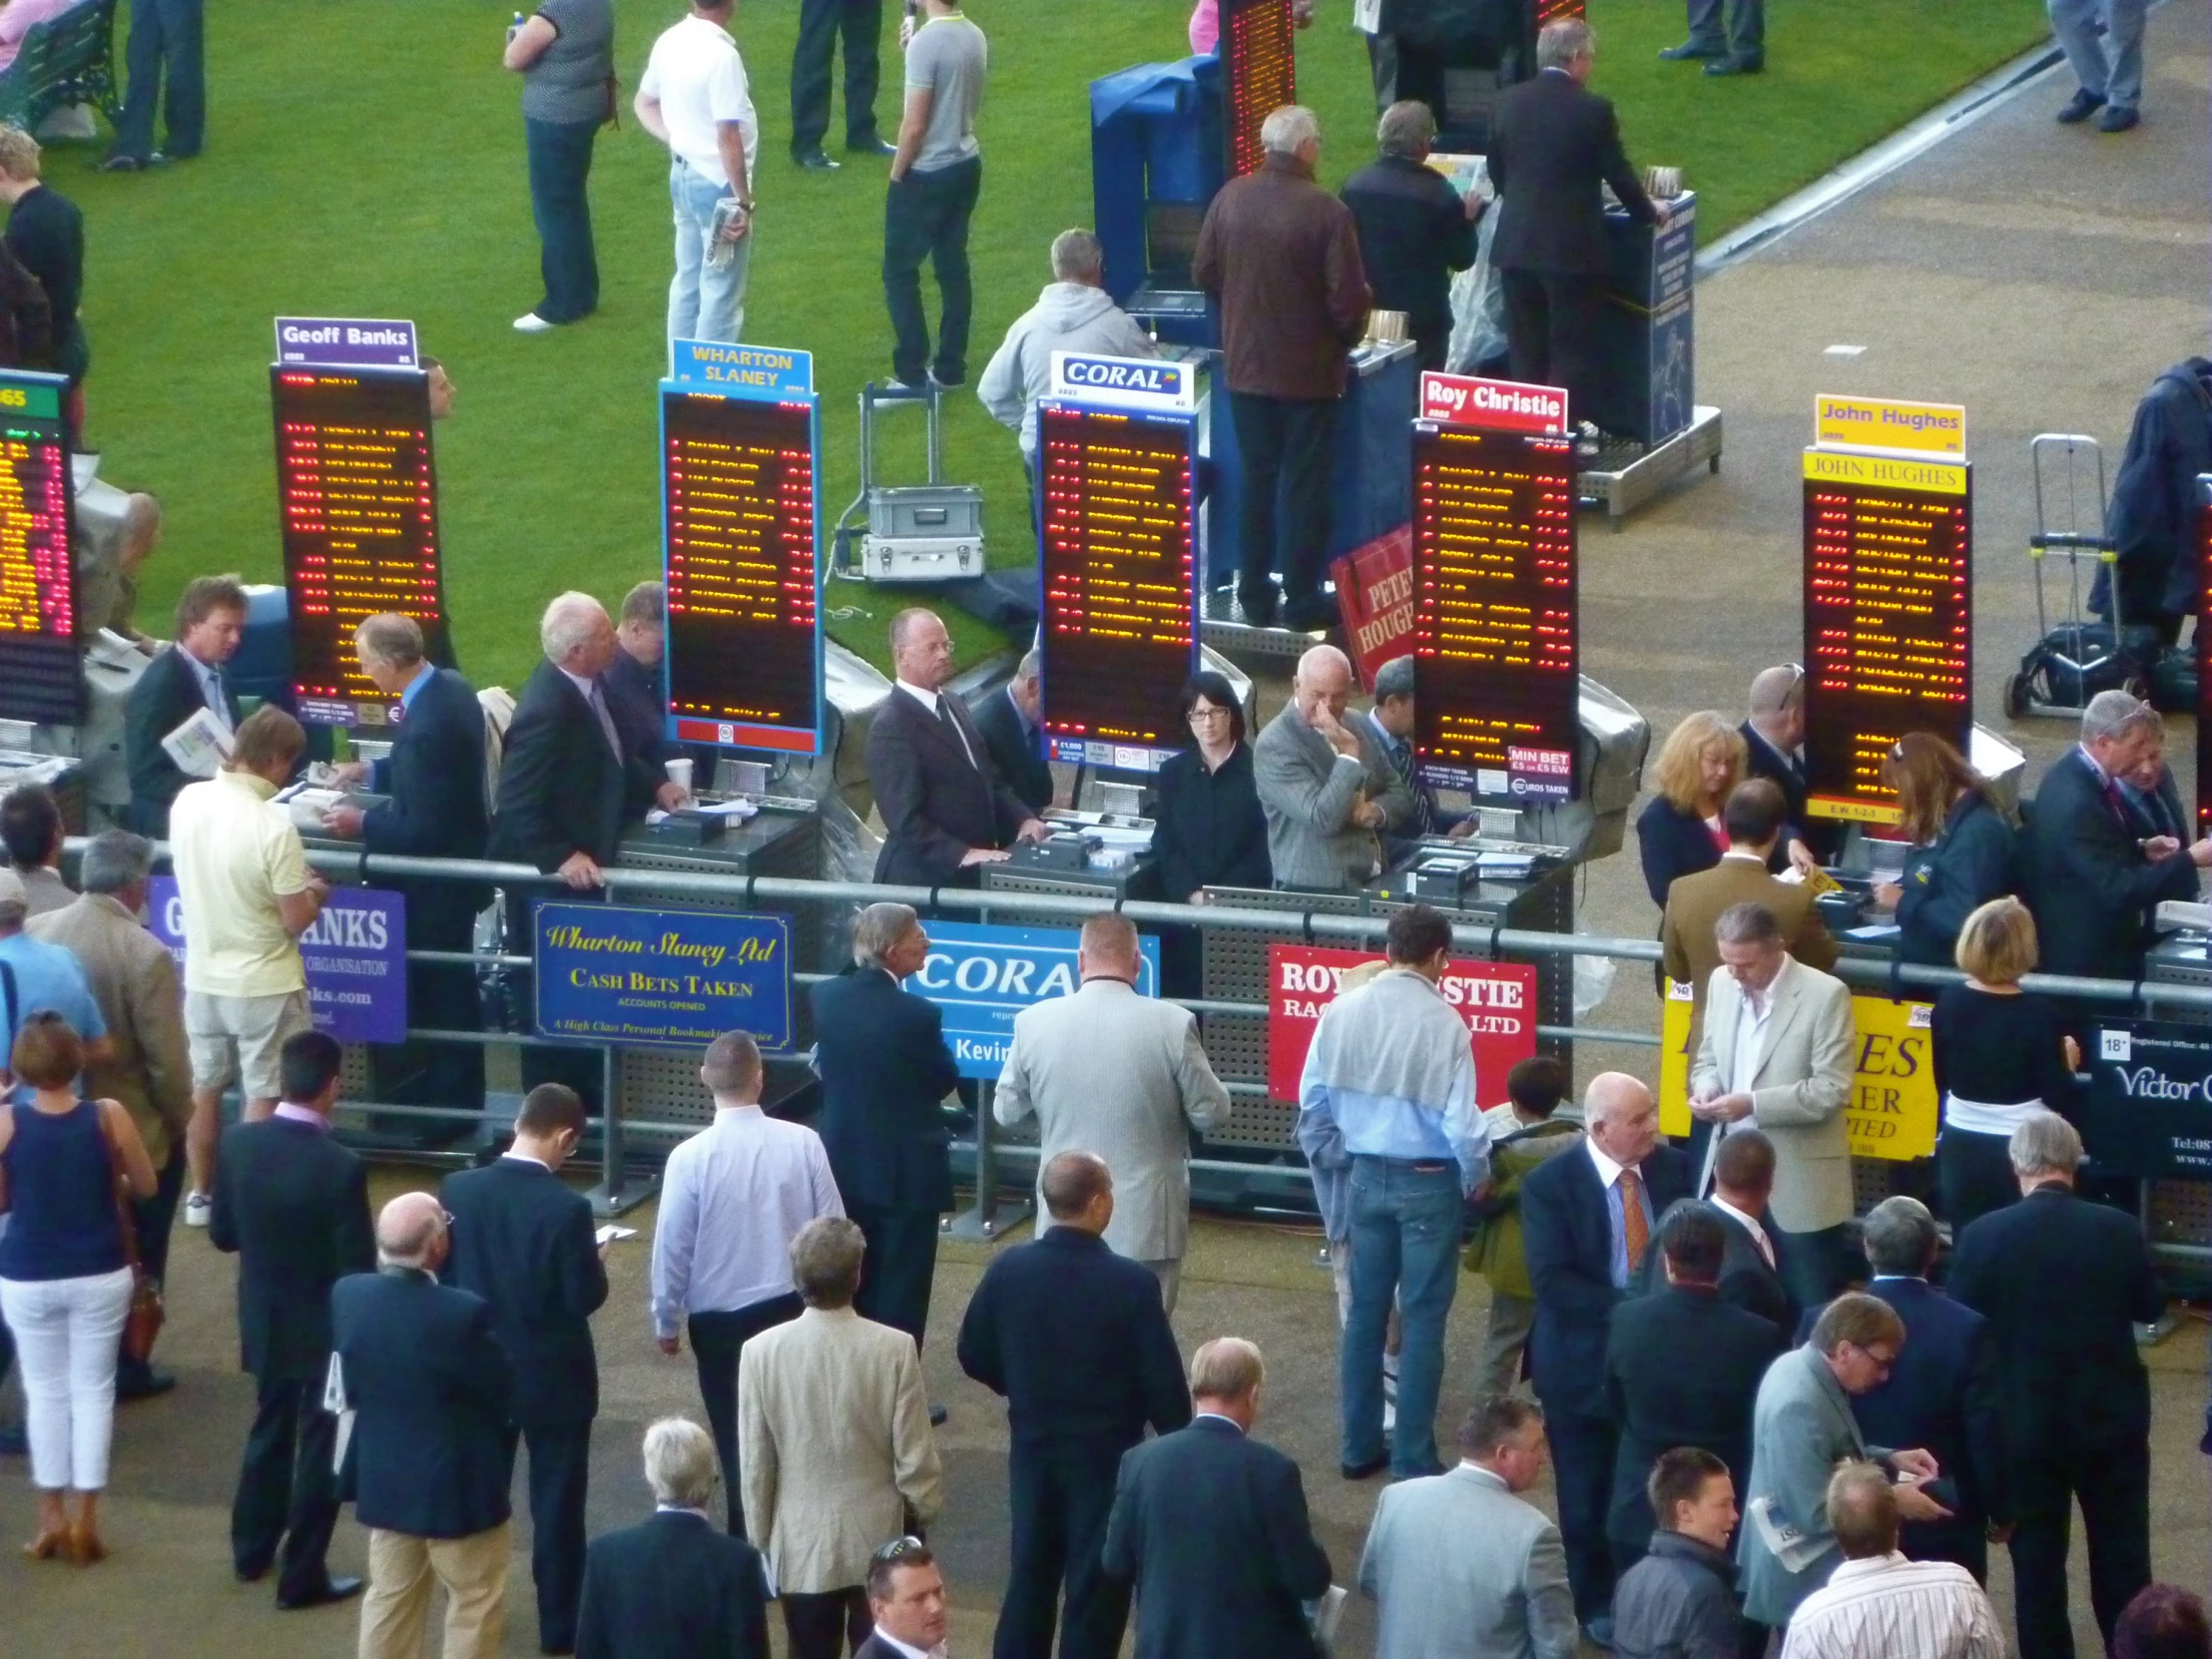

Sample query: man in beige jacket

[739,1216,942,1659]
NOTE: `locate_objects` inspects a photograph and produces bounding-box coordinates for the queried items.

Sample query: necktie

[1619,1166,1649,1276]
[1387,737,1433,837]
[586,679,623,759]
[1754,1225,1776,1269]
[936,696,977,770]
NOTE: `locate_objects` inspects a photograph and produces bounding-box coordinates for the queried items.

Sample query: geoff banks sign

[1419,371,1568,435]
[1046,350,1197,412]
[274,316,419,368]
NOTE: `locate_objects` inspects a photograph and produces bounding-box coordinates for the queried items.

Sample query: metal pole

[591,1043,657,1219]
[945,1077,1030,1242]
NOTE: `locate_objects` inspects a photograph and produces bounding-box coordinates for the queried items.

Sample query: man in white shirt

[651,1029,843,1536]
[635,0,758,347]
[1781,1462,2001,1659]
[170,704,327,1224]
[858,1537,951,1659]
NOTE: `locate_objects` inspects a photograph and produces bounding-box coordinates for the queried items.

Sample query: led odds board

[660,341,824,755]
[1036,352,1198,775]
[1801,395,1972,825]
[0,368,77,724]
[1221,0,1295,180]
[1410,372,1579,807]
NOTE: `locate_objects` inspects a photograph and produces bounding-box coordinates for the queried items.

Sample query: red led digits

[1222,0,1296,179]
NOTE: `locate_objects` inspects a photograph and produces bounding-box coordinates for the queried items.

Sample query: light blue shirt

[1296,968,1488,1194]
[181,646,230,731]
[0,931,108,1102]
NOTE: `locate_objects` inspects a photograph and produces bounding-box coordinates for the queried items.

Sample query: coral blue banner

[533,901,792,1050]
[148,876,407,1044]
[907,921,1160,1080]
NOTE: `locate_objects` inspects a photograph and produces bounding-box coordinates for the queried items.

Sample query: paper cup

[666,758,694,793]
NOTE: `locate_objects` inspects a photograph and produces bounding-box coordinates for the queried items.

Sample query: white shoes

[183,1192,212,1228]
[513,312,556,334]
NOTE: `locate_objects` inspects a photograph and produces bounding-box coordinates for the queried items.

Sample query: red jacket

[1193,153,1372,401]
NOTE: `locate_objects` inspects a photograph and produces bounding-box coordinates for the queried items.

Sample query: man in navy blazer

[576,1417,771,1659]
[333,1192,517,1659]
[441,1084,610,1655]
[971,650,1054,818]
[1793,1197,2006,1582]
[809,901,960,1350]
[959,1153,1192,1659]
[209,1029,374,1609]
[1522,1072,1690,1625]
[122,575,248,836]
[324,613,491,1134]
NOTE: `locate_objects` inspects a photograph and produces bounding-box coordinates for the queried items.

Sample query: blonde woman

[1635,712,1750,908]
[1930,897,2077,1232]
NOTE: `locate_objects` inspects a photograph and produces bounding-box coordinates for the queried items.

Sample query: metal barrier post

[591,1042,658,1219]
[945,1078,1029,1242]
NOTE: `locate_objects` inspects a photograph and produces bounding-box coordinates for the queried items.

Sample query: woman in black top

[1149,672,1268,993]
[1931,896,2077,1234]
[1877,733,2016,967]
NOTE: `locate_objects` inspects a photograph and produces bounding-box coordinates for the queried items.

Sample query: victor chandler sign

[2081,1022,2212,1179]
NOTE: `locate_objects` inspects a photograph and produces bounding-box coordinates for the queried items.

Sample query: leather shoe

[236,1561,271,1584]
[1703,56,1761,75]
[1341,1453,1389,1480]
[2055,88,2107,124]
[1658,41,1723,59]
[276,1574,364,1610]
[117,1365,176,1401]
[793,148,841,172]
[2096,103,2139,132]
[845,135,897,157]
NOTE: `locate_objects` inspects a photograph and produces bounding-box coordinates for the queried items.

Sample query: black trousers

[232,1374,342,1599]
[690,1294,805,1536]
[1546,1409,1619,1619]
[784,1586,872,1659]
[848,1202,939,1349]
[883,156,981,385]
[1936,1132,2017,1237]
[1684,0,1764,64]
[508,1419,592,1652]
[1774,1222,1854,1310]
[117,1142,186,1382]
[994,1446,1131,1659]
[506,888,605,1113]
[791,0,883,154]
[1227,391,1339,615]
[525,115,602,325]
[1500,269,1609,432]
[2006,1437,2151,1659]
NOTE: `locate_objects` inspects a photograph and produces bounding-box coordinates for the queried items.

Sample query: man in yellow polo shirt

[169,705,328,1226]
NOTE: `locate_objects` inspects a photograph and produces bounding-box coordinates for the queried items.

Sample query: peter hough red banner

[1267,944,1538,1102]
[1331,524,1414,690]
[1418,371,1569,435]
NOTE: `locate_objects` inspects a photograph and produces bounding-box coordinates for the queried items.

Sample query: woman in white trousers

[0,1012,156,1564]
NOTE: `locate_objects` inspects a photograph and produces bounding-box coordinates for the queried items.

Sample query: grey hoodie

[976,281,1158,457]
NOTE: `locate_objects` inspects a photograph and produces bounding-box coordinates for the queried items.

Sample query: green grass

[84,0,2049,688]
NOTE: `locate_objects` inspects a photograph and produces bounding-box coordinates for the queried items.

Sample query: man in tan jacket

[739,1216,942,1659]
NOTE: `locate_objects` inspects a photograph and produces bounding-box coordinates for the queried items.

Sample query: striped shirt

[1779,1553,2003,1659]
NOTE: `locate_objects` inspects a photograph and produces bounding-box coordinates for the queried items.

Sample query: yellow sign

[1806,794,1904,827]
[1802,447,1969,495]
[1814,393,1966,457]
[1658,983,1938,1162]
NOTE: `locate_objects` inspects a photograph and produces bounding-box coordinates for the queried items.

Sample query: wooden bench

[0,0,121,138]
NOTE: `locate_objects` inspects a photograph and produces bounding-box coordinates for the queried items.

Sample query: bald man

[332,1193,516,1659]
[866,607,1049,887]
[1740,664,1828,865]
[1251,645,1413,891]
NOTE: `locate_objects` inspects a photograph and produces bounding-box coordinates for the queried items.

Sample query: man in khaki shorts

[170,704,328,1226]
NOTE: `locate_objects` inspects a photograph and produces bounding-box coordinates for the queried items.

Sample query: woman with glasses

[1149,673,1270,991]
[1875,733,2017,968]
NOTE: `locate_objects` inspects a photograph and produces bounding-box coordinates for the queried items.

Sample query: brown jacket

[1192,152,1372,400]
[1661,852,1839,1058]
[30,891,192,1166]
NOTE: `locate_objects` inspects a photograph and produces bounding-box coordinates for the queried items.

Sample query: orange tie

[1620,1167,1649,1275]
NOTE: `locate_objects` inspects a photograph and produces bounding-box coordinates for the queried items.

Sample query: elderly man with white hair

[331,1192,516,1659]
[1519,1072,1691,1633]
[1193,102,1372,631]
[1251,643,1411,891]
[576,1417,772,1659]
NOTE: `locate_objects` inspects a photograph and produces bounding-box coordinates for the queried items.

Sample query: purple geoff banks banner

[148,876,409,1044]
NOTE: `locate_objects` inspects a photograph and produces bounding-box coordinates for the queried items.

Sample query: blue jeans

[667,158,751,347]
[1341,1156,1461,1477]
[2048,0,2145,109]
[112,0,206,161]
[526,116,601,324]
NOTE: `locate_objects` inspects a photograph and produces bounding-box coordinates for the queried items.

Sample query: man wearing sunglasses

[860,1535,951,1659]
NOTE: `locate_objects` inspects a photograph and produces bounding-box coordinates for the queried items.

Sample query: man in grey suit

[995,913,1229,1313]
[1252,643,1412,891]
[1359,1396,1579,1659]
[1689,901,1855,1309]
[1739,1293,1948,1637]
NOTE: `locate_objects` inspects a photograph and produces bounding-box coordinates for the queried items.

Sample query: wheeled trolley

[829,378,984,584]
[2004,433,2141,718]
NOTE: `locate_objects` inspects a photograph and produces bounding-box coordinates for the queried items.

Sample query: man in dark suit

[1684,1127,1796,1331]
[1340,101,1477,373]
[971,648,1053,818]
[789,0,886,172]
[1948,1111,2164,1659]
[1102,1336,1332,1659]
[490,592,688,1103]
[1739,663,1836,863]
[208,1029,374,1610]
[1796,1197,2007,1581]
[1604,1203,1781,1576]
[859,1539,952,1659]
[1485,19,1665,437]
[441,1083,610,1656]
[958,1152,1192,1659]
[1522,1071,1691,1626]
[333,1191,517,1658]
[122,573,247,836]
[810,900,960,1350]
[2024,691,2208,983]
[323,612,491,1135]
[577,1417,771,1659]
[866,607,1047,887]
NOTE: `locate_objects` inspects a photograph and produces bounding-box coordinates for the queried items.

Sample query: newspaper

[161,707,232,780]
[1748,1495,1829,1574]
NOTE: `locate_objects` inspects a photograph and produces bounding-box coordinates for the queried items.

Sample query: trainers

[184,1191,212,1228]
[513,312,556,334]
[98,154,143,173]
